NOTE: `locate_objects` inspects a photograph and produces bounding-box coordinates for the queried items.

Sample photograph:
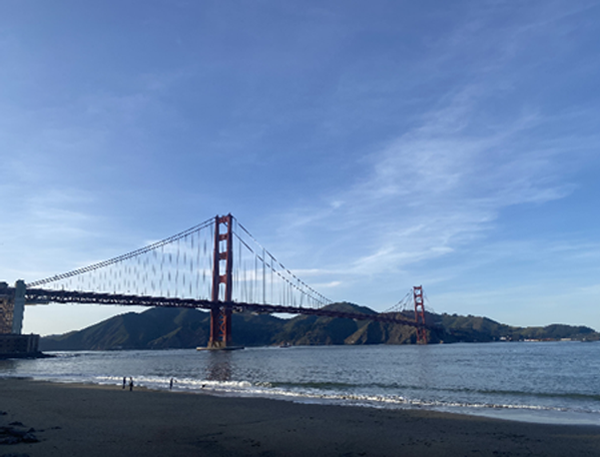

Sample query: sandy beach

[0,378,598,457]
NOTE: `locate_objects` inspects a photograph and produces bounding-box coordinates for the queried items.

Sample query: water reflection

[206,351,232,381]
[413,345,434,390]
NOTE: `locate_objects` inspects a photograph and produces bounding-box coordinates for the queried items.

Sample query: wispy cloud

[305,93,575,276]
[277,2,600,291]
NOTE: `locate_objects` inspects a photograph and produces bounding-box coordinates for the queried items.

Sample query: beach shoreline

[0,378,598,456]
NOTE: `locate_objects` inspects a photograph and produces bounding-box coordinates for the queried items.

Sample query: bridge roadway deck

[21,288,435,330]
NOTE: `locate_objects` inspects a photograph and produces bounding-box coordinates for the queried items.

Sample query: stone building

[0,281,41,358]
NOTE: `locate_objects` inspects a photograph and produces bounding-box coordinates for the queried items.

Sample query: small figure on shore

[169,377,174,390]
[122,377,126,389]
[129,377,134,391]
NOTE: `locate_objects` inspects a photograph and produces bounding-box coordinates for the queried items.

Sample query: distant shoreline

[0,378,598,456]
[38,305,600,352]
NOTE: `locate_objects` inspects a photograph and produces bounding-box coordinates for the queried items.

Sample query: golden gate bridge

[1,214,432,350]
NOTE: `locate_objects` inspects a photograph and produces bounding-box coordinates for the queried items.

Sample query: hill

[39,303,600,351]
[40,307,283,350]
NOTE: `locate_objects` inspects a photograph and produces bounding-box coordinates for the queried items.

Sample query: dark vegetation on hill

[39,302,600,351]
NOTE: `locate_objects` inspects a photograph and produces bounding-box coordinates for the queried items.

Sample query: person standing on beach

[129,377,134,391]
[169,378,174,390]
[122,377,126,389]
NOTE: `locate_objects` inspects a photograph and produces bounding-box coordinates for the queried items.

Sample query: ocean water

[1,342,599,426]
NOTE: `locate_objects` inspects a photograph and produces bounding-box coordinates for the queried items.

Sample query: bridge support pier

[208,305,232,349]
[0,280,25,335]
[208,214,234,349]
[0,281,41,358]
[12,280,26,334]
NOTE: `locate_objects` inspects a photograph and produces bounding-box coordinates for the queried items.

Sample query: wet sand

[0,378,598,456]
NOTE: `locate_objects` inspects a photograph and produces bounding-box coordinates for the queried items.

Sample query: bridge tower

[208,214,234,349]
[413,286,427,344]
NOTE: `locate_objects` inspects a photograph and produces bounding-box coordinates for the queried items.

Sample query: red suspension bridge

[1,214,432,348]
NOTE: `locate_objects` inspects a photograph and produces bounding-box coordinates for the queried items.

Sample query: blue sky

[1,1,599,335]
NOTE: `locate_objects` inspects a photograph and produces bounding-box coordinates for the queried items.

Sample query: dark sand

[0,378,598,456]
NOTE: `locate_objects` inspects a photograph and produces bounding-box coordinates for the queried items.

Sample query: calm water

[1,342,599,425]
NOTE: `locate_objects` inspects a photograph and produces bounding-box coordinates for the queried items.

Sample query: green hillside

[39,303,600,351]
[40,308,283,350]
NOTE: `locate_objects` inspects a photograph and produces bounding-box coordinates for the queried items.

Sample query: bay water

[1,342,599,426]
